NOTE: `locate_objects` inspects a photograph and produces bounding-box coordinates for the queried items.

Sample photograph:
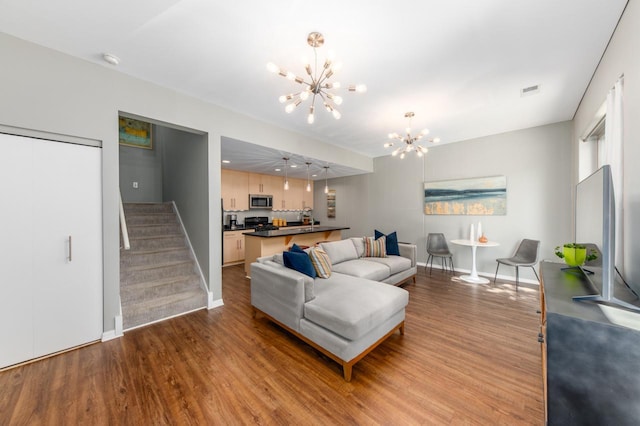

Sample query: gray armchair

[493,239,540,290]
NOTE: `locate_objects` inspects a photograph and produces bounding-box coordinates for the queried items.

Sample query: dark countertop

[278,220,320,227]
[244,226,349,238]
[224,221,319,232]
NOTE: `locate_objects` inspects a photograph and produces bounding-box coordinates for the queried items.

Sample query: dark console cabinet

[539,261,640,425]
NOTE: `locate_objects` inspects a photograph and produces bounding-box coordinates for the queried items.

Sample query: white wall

[315,121,573,281]
[573,0,640,294]
[0,32,373,334]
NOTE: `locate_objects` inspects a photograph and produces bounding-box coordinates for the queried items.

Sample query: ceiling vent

[521,84,540,97]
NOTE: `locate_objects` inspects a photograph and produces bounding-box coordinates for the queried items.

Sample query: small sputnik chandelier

[267,32,366,124]
[384,112,441,159]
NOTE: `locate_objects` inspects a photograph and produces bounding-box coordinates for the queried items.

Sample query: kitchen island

[243,226,349,276]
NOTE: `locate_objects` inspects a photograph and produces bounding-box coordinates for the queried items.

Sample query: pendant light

[305,162,312,192]
[283,157,290,190]
[323,165,330,194]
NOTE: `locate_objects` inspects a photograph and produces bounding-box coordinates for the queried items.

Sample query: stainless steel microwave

[249,194,273,209]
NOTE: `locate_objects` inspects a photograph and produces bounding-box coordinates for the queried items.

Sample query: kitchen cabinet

[222,169,249,210]
[249,173,281,196]
[302,180,314,210]
[263,174,284,199]
[223,230,252,264]
[269,174,285,211]
[249,173,285,204]
[274,178,305,210]
[249,173,267,194]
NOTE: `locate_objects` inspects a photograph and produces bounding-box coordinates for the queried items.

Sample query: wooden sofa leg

[399,322,405,335]
[343,363,353,382]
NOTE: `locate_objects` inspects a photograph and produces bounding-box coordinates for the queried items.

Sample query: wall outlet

[133,181,139,189]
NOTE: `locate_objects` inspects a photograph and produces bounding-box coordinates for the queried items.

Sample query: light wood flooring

[0,266,544,425]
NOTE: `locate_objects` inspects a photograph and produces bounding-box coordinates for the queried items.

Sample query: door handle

[68,235,73,262]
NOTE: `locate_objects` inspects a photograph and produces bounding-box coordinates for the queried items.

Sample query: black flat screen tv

[574,165,639,311]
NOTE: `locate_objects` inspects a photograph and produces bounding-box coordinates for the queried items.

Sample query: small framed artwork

[327,190,336,218]
[119,117,152,149]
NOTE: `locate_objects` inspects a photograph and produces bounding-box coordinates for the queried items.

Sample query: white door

[0,135,36,367]
[0,134,102,368]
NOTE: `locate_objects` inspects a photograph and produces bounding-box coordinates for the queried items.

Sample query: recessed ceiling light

[275,168,281,172]
[291,165,297,168]
[312,174,318,177]
[102,53,120,66]
[222,160,230,164]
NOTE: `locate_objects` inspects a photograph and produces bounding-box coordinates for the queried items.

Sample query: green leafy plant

[554,243,598,266]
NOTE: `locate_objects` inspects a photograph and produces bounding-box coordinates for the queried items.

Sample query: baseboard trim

[123,305,207,333]
[417,262,540,285]
[208,295,224,309]
[102,330,120,342]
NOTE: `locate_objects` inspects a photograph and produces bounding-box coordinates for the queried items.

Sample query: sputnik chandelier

[384,112,440,159]
[267,32,366,124]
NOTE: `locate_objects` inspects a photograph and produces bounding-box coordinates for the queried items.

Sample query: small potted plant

[554,243,598,267]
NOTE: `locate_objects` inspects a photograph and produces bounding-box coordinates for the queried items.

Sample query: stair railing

[119,191,131,250]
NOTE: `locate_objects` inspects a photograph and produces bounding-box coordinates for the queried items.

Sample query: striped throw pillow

[364,235,386,257]
[309,247,332,278]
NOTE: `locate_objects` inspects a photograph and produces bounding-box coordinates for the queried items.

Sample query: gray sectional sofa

[250,237,417,381]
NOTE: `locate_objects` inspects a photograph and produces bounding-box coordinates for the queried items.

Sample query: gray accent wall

[573,0,640,296]
[159,127,210,284]
[119,124,164,203]
[314,122,574,282]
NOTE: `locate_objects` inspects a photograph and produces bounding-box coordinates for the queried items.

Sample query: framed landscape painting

[327,189,336,218]
[424,175,506,215]
[119,117,152,149]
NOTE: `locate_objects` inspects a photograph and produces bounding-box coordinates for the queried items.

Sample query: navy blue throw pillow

[283,251,316,278]
[290,243,306,253]
[375,230,400,256]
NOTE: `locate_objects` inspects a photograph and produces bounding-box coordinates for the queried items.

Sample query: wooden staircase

[120,202,207,330]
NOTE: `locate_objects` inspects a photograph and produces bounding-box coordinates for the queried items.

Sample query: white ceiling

[0,0,627,175]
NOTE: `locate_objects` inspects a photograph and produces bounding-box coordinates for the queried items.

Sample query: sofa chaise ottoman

[250,237,416,381]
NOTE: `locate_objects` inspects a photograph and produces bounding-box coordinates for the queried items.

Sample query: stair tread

[121,273,201,291]
[123,246,189,255]
[128,234,184,241]
[125,211,175,215]
[128,223,179,228]
[122,259,194,272]
[122,289,206,311]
